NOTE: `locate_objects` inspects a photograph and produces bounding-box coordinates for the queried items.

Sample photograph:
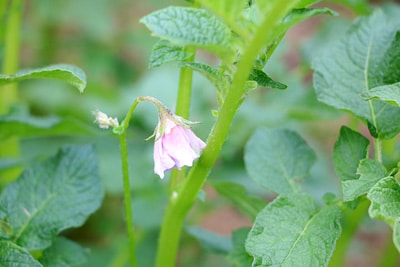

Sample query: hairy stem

[0,0,22,185]
[119,133,137,267]
[155,2,300,266]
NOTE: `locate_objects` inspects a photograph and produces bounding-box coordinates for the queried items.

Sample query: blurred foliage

[1,0,399,266]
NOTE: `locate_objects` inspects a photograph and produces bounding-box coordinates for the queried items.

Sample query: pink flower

[153,117,206,178]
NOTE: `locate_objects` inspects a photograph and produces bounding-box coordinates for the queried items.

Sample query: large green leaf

[342,159,387,202]
[368,176,400,225]
[244,128,316,194]
[140,7,231,57]
[245,193,342,267]
[0,145,104,251]
[0,64,86,93]
[148,40,193,68]
[0,240,42,267]
[333,126,370,181]
[39,237,89,267]
[212,181,265,220]
[368,176,400,252]
[313,10,400,138]
[0,111,97,140]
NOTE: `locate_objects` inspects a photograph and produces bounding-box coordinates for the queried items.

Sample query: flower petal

[153,137,175,178]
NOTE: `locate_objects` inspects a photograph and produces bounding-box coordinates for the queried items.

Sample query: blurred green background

[2,0,400,266]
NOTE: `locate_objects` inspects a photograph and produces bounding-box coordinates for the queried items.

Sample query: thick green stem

[119,133,137,267]
[0,0,22,185]
[1,0,21,112]
[155,2,299,266]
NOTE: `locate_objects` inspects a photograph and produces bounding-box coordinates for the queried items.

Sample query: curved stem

[119,133,137,267]
[155,2,300,266]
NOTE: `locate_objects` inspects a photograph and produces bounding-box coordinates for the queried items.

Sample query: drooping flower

[153,114,206,179]
[92,109,119,129]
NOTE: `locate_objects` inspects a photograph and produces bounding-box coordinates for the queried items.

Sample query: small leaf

[361,82,400,107]
[0,145,104,250]
[148,40,193,68]
[39,237,89,267]
[248,69,287,90]
[333,126,370,181]
[244,128,316,194]
[140,7,231,57]
[227,227,253,267]
[186,227,232,253]
[342,159,387,202]
[313,10,400,139]
[245,193,342,267]
[276,8,337,39]
[179,62,229,105]
[368,176,400,225]
[0,240,42,267]
[212,181,265,220]
[0,64,86,93]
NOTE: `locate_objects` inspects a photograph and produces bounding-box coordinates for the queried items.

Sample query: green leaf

[212,181,265,220]
[186,227,232,254]
[227,227,253,267]
[361,82,400,107]
[313,10,400,139]
[0,111,97,140]
[0,64,86,93]
[0,145,104,250]
[368,176,400,225]
[148,40,193,68]
[333,126,370,181]
[279,8,337,34]
[140,7,231,57]
[245,193,342,267]
[0,240,42,267]
[244,128,316,194]
[179,62,229,105]
[39,237,89,267]
[248,69,287,90]
[342,159,387,202]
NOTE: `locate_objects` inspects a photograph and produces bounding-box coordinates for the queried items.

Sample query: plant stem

[118,133,137,267]
[328,199,370,267]
[169,47,196,194]
[0,0,22,185]
[155,2,300,266]
[1,0,21,112]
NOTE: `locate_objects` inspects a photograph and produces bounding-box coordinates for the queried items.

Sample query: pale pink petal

[162,126,198,168]
[153,137,175,178]
[152,117,206,178]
